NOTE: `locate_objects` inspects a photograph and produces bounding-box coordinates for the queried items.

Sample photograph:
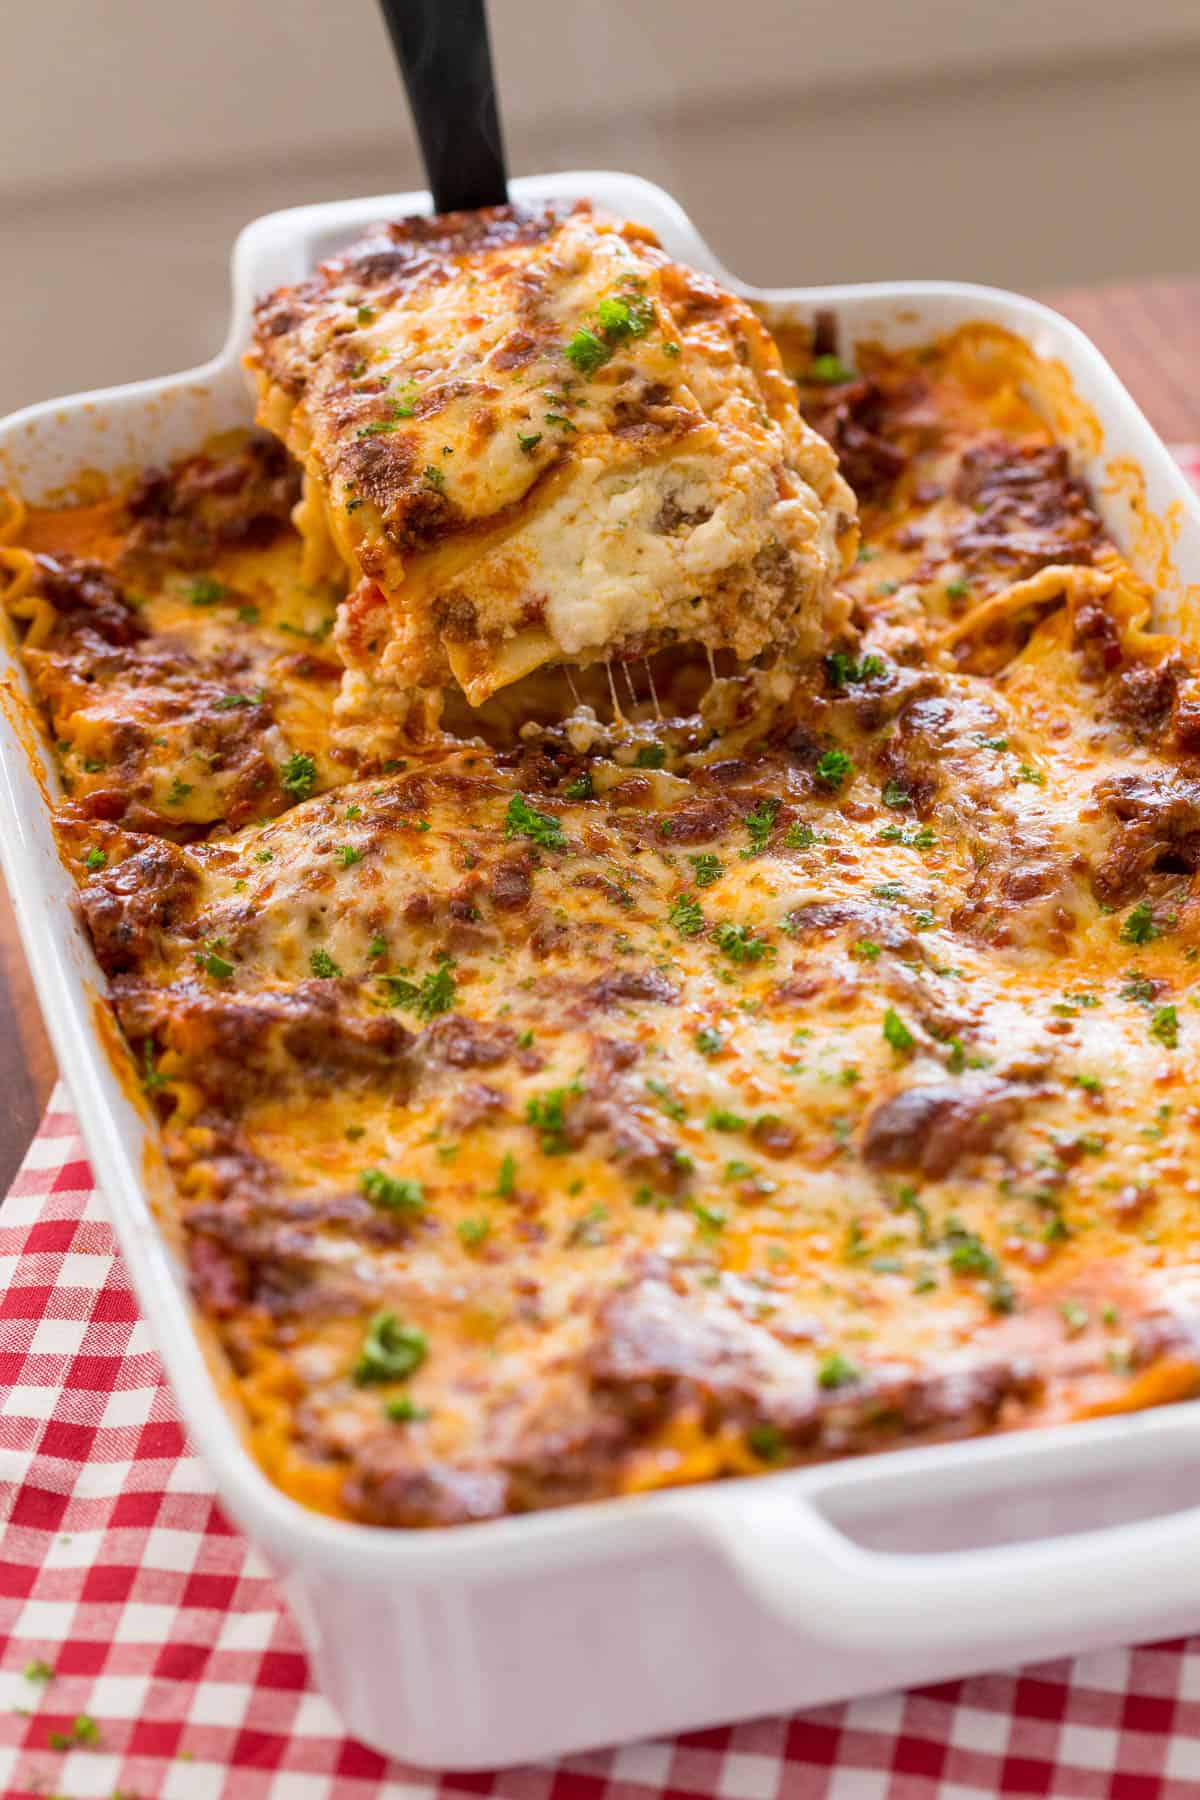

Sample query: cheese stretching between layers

[6,322,1200,1528]
[248,202,856,748]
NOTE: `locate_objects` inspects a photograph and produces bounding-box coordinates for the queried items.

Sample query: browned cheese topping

[3,312,1200,1528]
[248,202,855,748]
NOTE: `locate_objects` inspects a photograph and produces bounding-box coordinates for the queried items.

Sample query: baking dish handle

[692,1480,1200,1649]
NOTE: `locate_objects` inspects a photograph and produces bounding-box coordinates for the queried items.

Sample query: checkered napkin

[7,449,1200,1798]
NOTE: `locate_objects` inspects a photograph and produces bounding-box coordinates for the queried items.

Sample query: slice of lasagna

[248,202,856,749]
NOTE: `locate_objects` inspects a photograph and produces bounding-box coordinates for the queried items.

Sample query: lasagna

[248,203,855,748]
[5,289,1200,1529]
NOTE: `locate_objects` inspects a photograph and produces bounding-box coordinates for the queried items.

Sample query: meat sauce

[5,325,1200,1527]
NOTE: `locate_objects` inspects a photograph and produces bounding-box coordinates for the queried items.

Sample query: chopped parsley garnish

[83,846,106,872]
[688,853,724,887]
[526,1083,578,1154]
[356,304,375,325]
[385,1395,429,1423]
[692,1201,726,1240]
[1120,972,1156,1004]
[826,651,886,687]
[881,780,910,809]
[255,848,274,863]
[1150,1004,1179,1049]
[669,892,705,938]
[505,792,568,850]
[309,947,342,978]
[166,777,192,806]
[945,1229,993,1276]
[695,1026,723,1056]
[988,1277,1017,1315]
[52,1714,100,1748]
[278,615,335,642]
[742,797,781,856]
[564,771,593,800]
[565,294,654,376]
[367,935,387,959]
[337,844,362,868]
[1060,1300,1090,1336]
[544,411,576,430]
[184,576,226,607]
[808,354,857,385]
[646,1078,687,1121]
[1074,1072,1103,1094]
[706,1108,746,1131]
[383,958,457,1020]
[945,578,970,599]
[357,420,397,438]
[495,1152,517,1197]
[713,921,770,964]
[423,464,446,493]
[1120,900,1160,945]
[974,734,1009,752]
[564,327,609,374]
[204,951,234,980]
[784,822,820,848]
[882,1007,915,1053]
[635,744,667,768]
[596,293,653,340]
[815,748,853,789]
[746,1423,785,1462]
[1016,764,1045,786]
[563,1205,607,1248]
[518,431,542,453]
[816,1350,860,1389]
[354,1310,427,1384]
[280,751,318,799]
[878,823,936,850]
[850,938,881,961]
[359,1168,424,1212]
[140,1042,166,1093]
[458,1215,490,1250]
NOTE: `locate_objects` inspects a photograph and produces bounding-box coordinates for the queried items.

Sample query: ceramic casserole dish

[4,172,1200,1769]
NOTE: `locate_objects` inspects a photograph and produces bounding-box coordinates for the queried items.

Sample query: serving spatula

[376,0,509,214]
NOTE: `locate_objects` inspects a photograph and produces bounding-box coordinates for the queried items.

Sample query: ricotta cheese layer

[248,202,856,746]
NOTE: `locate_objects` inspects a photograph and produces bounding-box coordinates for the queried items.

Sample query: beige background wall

[3,0,1199,413]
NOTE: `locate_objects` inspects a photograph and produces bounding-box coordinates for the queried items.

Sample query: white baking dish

[4,171,1200,1770]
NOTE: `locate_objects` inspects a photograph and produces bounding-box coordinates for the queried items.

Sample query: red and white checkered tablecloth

[6,450,1200,1799]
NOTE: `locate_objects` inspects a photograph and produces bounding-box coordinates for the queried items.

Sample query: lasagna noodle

[5,322,1200,1531]
[248,201,856,740]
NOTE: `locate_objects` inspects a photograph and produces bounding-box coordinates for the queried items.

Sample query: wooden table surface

[1,276,1199,1192]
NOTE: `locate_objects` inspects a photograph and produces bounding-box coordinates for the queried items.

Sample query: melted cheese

[5,321,1200,1529]
[249,203,855,741]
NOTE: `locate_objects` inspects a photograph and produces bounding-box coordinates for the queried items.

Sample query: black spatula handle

[377,0,509,214]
